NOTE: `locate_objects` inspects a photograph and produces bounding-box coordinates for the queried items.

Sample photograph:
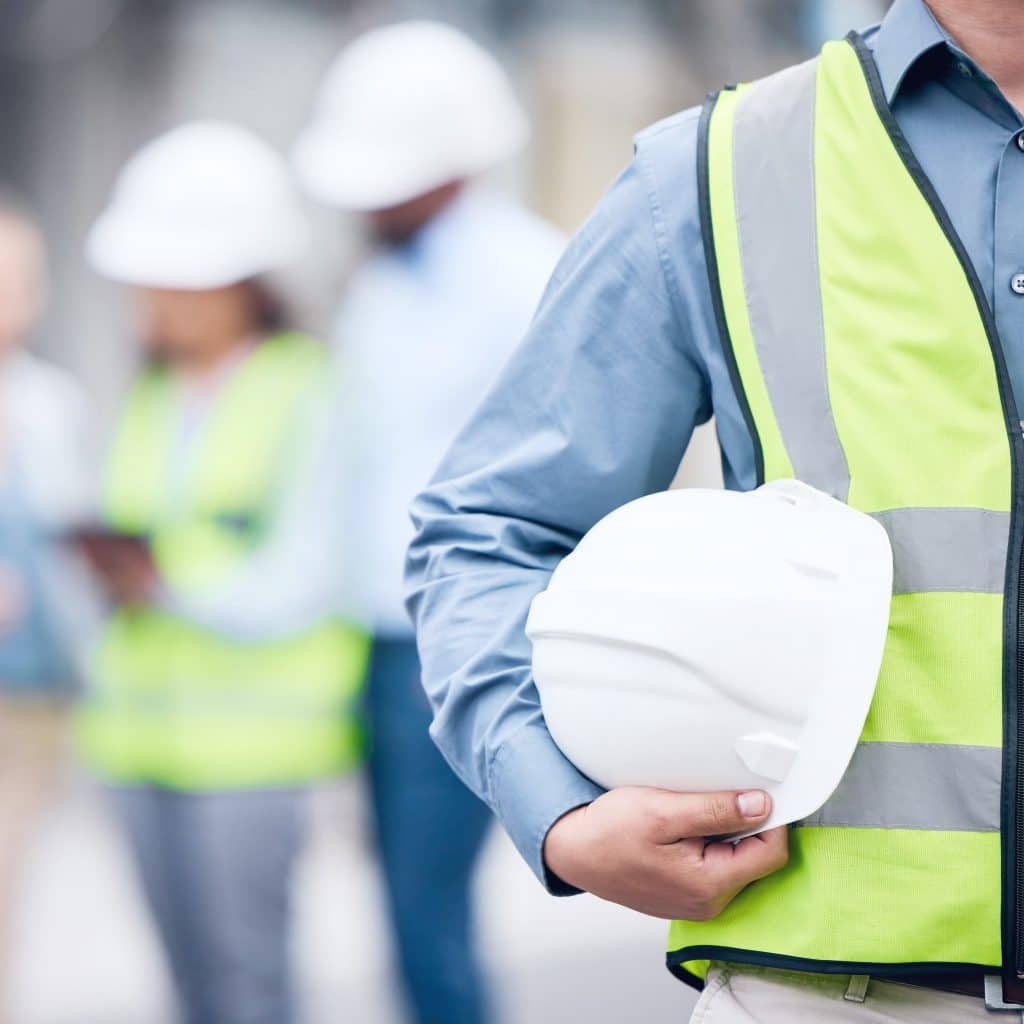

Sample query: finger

[701,827,789,888]
[647,789,772,843]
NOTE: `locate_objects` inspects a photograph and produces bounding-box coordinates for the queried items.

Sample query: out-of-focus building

[0,0,825,417]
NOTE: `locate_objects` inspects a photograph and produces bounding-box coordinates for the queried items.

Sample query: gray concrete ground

[7,774,694,1024]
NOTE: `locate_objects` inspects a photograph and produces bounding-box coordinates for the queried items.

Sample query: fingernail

[738,791,767,818]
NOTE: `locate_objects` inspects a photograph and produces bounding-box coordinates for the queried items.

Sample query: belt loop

[986,974,1024,1012]
[843,975,870,1003]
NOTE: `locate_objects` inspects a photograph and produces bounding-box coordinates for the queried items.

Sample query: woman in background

[0,196,93,1021]
[79,122,367,1024]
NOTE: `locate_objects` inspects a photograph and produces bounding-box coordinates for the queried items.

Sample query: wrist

[542,803,590,887]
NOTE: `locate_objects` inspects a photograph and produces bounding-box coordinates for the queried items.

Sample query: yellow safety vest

[79,332,369,789]
[668,35,1021,992]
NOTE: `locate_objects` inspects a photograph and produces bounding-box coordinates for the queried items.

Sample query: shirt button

[1016,131,1024,152]
[956,60,974,77]
[1012,273,1024,295]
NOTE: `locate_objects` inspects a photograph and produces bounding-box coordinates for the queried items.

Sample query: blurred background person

[75,121,369,1024]
[292,21,566,1024]
[0,196,92,1023]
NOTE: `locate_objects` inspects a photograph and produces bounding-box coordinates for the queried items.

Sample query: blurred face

[366,180,465,245]
[136,284,255,364]
[0,214,45,357]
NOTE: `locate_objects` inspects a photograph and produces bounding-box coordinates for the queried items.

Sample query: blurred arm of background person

[153,372,361,642]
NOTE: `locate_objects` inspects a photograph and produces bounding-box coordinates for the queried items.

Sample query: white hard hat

[526,479,893,833]
[87,121,308,290]
[292,21,529,211]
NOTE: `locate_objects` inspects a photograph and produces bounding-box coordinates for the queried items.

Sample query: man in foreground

[406,0,1024,1018]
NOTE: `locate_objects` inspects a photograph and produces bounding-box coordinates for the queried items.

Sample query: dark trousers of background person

[366,636,492,1024]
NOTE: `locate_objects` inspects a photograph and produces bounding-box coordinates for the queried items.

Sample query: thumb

[647,789,772,843]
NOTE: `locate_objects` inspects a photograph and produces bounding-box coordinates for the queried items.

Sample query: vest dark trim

[666,947,994,993]
[696,89,765,487]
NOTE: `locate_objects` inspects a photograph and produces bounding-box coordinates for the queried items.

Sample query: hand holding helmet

[544,786,789,920]
[531,480,893,918]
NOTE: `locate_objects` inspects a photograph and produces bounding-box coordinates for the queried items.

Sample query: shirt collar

[870,0,950,103]
[867,0,1022,129]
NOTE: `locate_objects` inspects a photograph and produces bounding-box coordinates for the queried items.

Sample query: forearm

[406,140,709,892]
[408,503,604,890]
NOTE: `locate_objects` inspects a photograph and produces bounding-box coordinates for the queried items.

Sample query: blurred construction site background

[0,1,885,1022]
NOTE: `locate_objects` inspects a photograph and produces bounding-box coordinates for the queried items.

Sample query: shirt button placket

[1011,138,1024,295]
[1009,138,1024,294]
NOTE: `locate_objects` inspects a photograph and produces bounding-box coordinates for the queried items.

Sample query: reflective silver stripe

[731,72,1008,594]
[732,58,850,500]
[872,508,1009,594]
[799,741,1001,831]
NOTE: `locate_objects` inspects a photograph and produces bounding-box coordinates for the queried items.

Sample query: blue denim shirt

[405,0,1024,893]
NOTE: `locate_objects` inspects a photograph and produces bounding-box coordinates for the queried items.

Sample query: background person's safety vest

[78,332,368,790]
[669,34,1020,988]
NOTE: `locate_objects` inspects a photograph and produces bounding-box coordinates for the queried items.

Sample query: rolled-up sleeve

[405,118,712,893]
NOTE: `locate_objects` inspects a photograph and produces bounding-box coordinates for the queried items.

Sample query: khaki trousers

[691,963,1024,1022]
[0,697,67,1021]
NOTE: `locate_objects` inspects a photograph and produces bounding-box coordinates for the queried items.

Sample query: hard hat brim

[291,118,528,212]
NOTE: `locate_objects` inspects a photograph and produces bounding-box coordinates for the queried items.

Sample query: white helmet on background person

[87,121,308,290]
[292,20,529,211]
[526,479,893,833]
